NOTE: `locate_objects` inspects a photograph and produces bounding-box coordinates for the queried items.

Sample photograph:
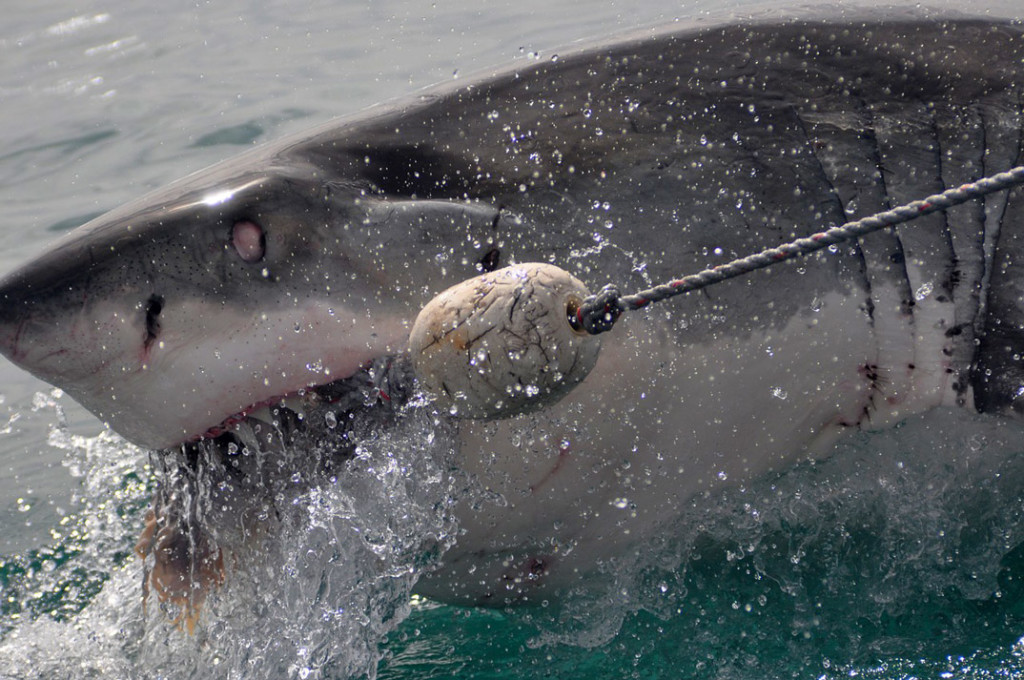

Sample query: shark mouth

[139,354,446,631]
[184,355,418,458]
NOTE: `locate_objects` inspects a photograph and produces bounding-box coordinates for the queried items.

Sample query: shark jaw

[6,293,410,451]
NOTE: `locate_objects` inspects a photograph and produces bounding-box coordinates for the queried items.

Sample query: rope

[577,165,1024,335]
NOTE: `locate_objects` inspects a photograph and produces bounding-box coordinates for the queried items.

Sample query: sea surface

[2,1,1024,678]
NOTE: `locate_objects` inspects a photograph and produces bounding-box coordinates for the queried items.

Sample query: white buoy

[409,263,602,419]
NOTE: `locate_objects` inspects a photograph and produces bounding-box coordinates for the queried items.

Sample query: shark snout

[0,248,150,388]
[0,295,137,385]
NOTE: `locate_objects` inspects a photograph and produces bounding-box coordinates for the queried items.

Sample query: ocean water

[2,1,1024,678]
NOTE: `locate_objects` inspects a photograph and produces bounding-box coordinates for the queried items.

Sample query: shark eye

[232,220,265,263]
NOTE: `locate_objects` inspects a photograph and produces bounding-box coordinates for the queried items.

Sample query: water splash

[4,394,1024,679]
[0,390,467,679]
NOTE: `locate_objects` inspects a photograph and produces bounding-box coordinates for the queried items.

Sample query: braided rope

[577,165,1024,335]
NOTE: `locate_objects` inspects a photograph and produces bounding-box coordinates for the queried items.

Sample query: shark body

[1,9,1023,603]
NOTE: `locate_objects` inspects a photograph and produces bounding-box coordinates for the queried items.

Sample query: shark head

[0,148,505,449]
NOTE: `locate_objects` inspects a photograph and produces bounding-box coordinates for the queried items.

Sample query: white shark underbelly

[419,270,954,600]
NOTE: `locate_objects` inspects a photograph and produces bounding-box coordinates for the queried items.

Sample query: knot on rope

[578,284,623,335]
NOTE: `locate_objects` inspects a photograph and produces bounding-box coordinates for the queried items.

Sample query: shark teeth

[193,356,414,443]
[245,394,312,426]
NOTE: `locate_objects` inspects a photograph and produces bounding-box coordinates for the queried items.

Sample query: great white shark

[0,7,1023,607]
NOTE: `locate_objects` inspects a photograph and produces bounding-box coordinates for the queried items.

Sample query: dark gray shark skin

[0,8,1023,603]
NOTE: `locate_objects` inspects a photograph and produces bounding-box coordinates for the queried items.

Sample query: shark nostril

[144,295,164,349]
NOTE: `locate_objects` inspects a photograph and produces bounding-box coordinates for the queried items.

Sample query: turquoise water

[2,1,1024,678]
